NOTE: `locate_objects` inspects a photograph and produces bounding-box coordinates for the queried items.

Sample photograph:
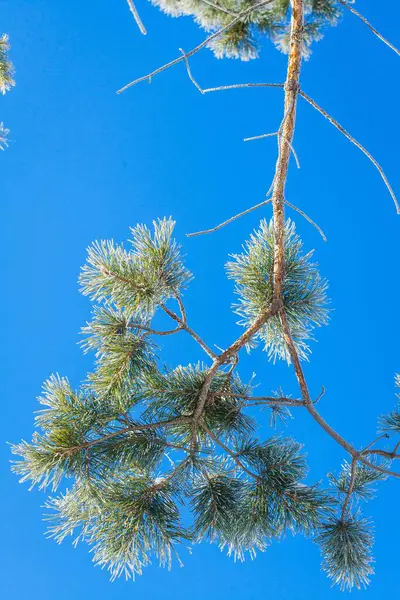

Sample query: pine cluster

[0,33,15,149]
[148,0,341,60]
[12,217,399,589]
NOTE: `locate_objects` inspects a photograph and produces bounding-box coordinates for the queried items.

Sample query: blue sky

[2,1,400,598]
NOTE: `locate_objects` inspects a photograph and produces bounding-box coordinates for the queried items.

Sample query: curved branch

[338,0,400,57]
[299,90,399,214]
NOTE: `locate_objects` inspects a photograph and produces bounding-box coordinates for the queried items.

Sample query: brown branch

[270,0,303,303]
[359,456,400,479]
[128,322,183,336]
[338,0,400,57]
[361,433,390,454]
[223,393,304,407]
[117,0,277,94]
[126,0,147,35]
[279,309,358,457]
[160,302,217,359]
[299,90,400,214]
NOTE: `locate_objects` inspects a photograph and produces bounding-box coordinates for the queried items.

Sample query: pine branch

[117,0,277,93]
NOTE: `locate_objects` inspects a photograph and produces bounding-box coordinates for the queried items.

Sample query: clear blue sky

[2,1,400,598]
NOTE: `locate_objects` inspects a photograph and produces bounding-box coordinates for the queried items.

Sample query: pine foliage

[226,219,329,362]
[316,514,374,591]
[12,217,337,582]
[0,34,15,150]
[148,0,341,60]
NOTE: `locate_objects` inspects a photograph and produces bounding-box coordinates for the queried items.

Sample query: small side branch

[340,457,358,520]
[300,90,399,214]
[126,0,147,35]
[338,0,400,57]
[284,199,327,242]
[186,198,272,238]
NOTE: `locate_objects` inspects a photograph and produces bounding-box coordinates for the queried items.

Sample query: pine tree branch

[299,89,400,214]
[284,199,327,241]
[126,0,147,35]
[270,0,303,303]
[359,457,400,479]
[200,0,237,17]
[340,457,358,520]
[338,0,400,57]
[66,416,192,452]
[128,322,183,336]
[279,308,359,458]
[179,49,283,95]
[160,302,217,359]
[186,199,273,237]
[203,82,284,93]
[217,393,304,407]
[361,433,390,454]
[117,0,277,93]
[202,423,259,479]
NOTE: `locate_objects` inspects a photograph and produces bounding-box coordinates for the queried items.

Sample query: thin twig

[284,198,327,241]
[129,322,183,336]
[126,0,147,35]
[338,0,400,57]
[340,457,358,520]
[202,423,259,479]
[361,433,390,454]
[203,82,284,93]
[200,0,237,17]
[160,302,217,359]
[314,386,326,404]
[244,131,278,142]
[360,456,400,479]
[186,198,272,237]
[300,90,400,214]
[117,0,276,93]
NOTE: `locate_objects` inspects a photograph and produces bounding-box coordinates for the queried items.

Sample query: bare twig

[126,0,147,35]
[314,386,326,404]
[200,0,237,17]
[187,198,272,237]
[244,131,278,142]
[300,90,400,214]
[117,0,277,93]
[340,457,358,520]
[361,433,390,454]
[284,198,327,241]
[338,0,400,57]
[203,82,284,93]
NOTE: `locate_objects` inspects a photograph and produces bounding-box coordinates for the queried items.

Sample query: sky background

[2,1,400,598]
